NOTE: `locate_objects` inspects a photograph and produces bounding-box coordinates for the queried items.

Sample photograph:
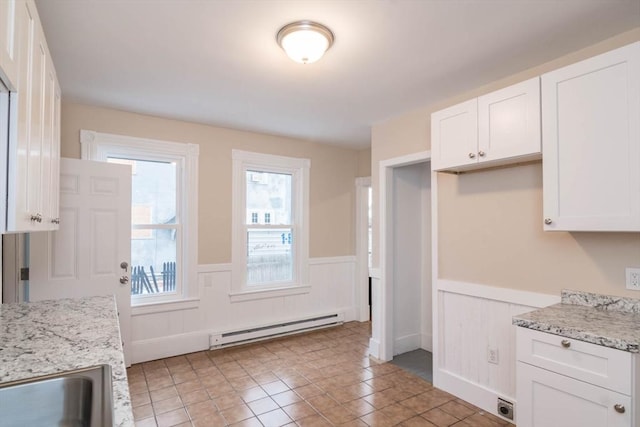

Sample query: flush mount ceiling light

[277,20,334,64]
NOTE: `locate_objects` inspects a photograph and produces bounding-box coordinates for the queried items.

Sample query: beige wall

[61,102,360,264]
[357,148,372,177]
[371,28,640,297]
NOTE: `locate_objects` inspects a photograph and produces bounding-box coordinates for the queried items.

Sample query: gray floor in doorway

[391,349,433,382]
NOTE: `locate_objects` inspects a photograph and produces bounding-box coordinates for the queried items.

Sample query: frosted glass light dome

[277,21,334,64]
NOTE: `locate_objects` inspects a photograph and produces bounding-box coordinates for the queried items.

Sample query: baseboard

[421,333,433,352]
[132,331,209,364]
[369,337,381,359]
[437,368,515,424]
[394,333,422,355]
[342,306,358,322]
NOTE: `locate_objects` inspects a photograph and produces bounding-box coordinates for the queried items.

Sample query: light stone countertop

[513,289,640,353]
[0,295,134,427]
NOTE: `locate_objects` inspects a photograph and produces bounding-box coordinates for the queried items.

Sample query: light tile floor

[128,322,514,427]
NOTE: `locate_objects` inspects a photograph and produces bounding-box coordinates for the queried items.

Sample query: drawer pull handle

[561,340,571,348]
[614,404,625,414]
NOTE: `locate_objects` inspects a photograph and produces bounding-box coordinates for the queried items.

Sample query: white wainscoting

[435,279,560,420]
[130,256,357,364]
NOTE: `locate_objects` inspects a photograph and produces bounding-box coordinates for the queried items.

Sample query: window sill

[229,285,311,303]
[131,298,200,316]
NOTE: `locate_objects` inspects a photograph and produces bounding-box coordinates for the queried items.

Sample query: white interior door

[29,158,132,364]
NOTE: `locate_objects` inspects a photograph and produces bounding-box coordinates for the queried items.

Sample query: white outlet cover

[626,267,640,290]
[487,347,499,364]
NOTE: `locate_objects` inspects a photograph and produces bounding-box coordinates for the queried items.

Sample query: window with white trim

[80,130,199,307]
[231,150,310,300]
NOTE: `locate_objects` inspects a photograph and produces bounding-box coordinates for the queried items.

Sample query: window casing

[80,130,199,309]
[231,150,310,301]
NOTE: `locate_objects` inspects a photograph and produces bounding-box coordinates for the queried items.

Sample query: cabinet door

[26,23,46,227]
[0,0,19,88]
[431,99,478,171]
[478,77,540,163]
[40,51,56,230]
[7,0,37,231]
[542,42,640,231]
[517,362,631,427]
[49,80,61,230]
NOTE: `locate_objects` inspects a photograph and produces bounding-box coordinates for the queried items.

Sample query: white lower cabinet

[516,328,637,427]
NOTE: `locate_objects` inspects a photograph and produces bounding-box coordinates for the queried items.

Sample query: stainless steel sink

[0,364,114,427]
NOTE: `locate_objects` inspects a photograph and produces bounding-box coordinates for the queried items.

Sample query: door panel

[50,207,77,279]
[29,158,132,364]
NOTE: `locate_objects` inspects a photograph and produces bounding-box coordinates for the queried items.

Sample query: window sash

[242,165,297,287]
[232,150,309,296]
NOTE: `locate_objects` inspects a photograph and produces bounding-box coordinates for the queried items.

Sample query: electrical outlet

[626,268,640,291]
[487,347,499,364]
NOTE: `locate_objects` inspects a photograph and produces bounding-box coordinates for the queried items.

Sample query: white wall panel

[131,256,357,363]
[435,280,560,419]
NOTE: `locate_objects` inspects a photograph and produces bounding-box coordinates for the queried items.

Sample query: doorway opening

[356,177,372,322]
[371,151,432,378]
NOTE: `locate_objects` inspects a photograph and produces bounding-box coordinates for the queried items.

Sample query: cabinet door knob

[614,404,625,414]
[119,276,129,285]
[544,218,553,225]
[478,151,486,157]
[561,339,571,348]
[468,152,476,159]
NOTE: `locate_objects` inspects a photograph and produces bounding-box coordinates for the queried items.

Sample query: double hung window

[231,150,310,300]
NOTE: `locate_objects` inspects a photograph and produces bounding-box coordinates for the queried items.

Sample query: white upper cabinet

[3,0,61,233]
[431,99,478,171]
[0,0,19,88]
[542,42,640,232]
[432,77,541,172]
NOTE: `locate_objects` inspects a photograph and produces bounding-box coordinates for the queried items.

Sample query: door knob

[614,404,625,414]
[119,276,129,284]
[468,152,476,159]
[120,262,129,272]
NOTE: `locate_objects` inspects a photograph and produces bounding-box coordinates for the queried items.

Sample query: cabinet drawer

[516,327,632,395]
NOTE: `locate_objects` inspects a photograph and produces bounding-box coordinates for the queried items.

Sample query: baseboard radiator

[209,312,344,349]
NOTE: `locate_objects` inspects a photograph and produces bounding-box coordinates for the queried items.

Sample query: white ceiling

[36,0,640,149]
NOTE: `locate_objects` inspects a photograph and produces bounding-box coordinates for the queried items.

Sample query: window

[80,130,199,308]
[232,150,310,301]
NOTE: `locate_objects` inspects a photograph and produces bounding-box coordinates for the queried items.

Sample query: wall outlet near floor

[487,347,499,364]
[497,398,514,421]
[626,268,640,290]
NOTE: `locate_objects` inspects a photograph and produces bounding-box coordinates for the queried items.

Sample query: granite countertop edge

[512,316,639,353]
[512,289,640,354]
